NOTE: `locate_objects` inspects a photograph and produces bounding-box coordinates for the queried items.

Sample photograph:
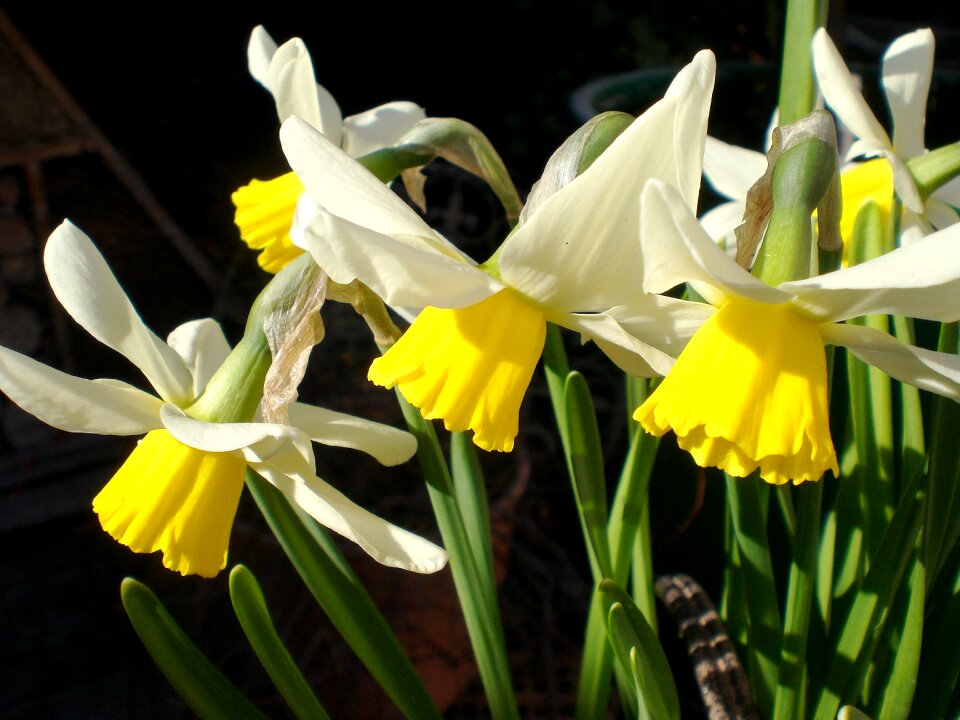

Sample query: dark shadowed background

[0,2,957,718]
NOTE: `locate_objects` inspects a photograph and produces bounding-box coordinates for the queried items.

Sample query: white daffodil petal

[784,223,960,322]
[301,208,503,308]
[813,29,892,152]
[281,117,460,257]
[160,403,307,456]
[555,308,682,377]
[44,222,193,405]
[605,295,717,354]
[886,151,925,213]
[0,346,162,435]
[934,176,960,207]
[884,29,934,160]
[640,181,791,306]
[252,456,448,573]
[699,200,745,246]
[166,319,232,397]
[925,197,960,231]
[822,323,960,401]
[342,101,427,158]
[269,38,332,135]
[899,211,930,246]
[500,52,716,312]
[702,136,766,201]
[287,403,417,466]
[247,25,278,89]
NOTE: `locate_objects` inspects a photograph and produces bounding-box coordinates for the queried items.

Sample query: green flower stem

[622,377,659,629]
[777,0,825,124]
[229,565,332,720]
[773,481,823,720]
[450,431,497,604]
[393,394,520,720]
[724,475,782,717]
[908,140,960,200]
[121,578,269,720]
[245,472,442,720]
[542,323,572,452]
[542,326,609,719]
[188,252,321,424]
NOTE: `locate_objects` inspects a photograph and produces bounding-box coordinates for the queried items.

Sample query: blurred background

[0,1,957,717]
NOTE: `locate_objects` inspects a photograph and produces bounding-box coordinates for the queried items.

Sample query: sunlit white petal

[822,322,960,400]
[166,319,232,397]
[342,101,427,157]
[44,222,193,405]
[699,200,745,244]
[640,181,791,306]
[500,52,715,312]
[251,451,447,573]
[554,310,676,377]
[813,29,892,153]
[301,208,503,308]
[702,135,766,201]
[287,402,417,466]
[160,403,308,456]
[925,197,960,230]
[0,346,163,435]
[883,29,934,160]
[281,118,463,258]
[783,222,960,322]
[247,25,278,89]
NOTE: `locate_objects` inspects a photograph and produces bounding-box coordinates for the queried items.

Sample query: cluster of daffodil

[4,14,960,720]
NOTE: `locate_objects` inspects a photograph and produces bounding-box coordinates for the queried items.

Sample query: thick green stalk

[778,0,825,124]
[394,396,520,720]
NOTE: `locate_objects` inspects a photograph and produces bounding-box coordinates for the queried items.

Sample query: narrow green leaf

[228,565,331,720]
[908,553,960,719]
[245,472,442,720]
[725,474,782,716]
[450,431,496,599]
[542,323,572,452]
[120,577,268,720]
[774,481,823,720]
[812,471,925,720]
[576,376,660,720]
[923,321,960,588]
[563,371,613,579]
[392,398,520,720]
[890,316,925,490]
[599,580,681,720]
[871,554,923,720]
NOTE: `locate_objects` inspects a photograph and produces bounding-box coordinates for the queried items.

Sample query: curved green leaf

[120,577,267,720]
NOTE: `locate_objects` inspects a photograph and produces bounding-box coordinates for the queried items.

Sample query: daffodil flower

[812,27,960,245]
[233,25,426,272]
[280,52,718,452]
[0,221,446,577]
[634,180,960,484]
